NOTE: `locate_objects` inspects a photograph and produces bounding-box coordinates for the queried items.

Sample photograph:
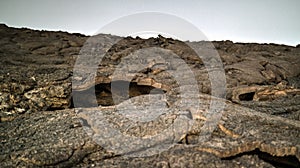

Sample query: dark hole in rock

[239,92,255,101]
[222,148,300,168]
[71,81,166,108]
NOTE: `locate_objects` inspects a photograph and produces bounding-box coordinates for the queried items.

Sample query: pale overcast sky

[0,0,299,46]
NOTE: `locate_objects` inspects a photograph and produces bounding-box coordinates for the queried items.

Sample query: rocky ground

[0,24,299,167]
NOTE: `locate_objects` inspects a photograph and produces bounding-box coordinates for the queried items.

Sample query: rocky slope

[0,24,299,167]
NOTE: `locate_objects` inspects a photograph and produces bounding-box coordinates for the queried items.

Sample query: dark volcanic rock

[0,24,299,167]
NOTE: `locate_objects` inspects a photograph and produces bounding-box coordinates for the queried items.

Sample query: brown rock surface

[0,24,300,167]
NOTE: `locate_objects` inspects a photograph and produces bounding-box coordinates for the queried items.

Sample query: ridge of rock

[0,24,299,167]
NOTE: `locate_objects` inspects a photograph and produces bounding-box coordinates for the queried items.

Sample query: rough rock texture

[0,24,300,167]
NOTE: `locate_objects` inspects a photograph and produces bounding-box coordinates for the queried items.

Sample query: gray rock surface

[0,24,300,167]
